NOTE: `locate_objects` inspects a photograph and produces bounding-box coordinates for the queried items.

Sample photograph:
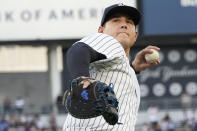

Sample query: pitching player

[63,3,160,131]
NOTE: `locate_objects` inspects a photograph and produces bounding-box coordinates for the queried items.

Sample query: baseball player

[63,3,160,131]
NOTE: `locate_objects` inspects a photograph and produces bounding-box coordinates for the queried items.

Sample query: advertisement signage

[0,0,136,41]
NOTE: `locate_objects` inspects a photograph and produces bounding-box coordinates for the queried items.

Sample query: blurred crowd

[0,112,60,131]
[141,104,176,131]
[140,105,197,131]
[0,96,61,131]
[1,93,197,131]
[3,96,25,115]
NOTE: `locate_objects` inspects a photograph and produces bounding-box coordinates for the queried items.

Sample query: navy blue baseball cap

[101,3,141,26]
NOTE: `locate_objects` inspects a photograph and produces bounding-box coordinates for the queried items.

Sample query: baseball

[145,49,159,63]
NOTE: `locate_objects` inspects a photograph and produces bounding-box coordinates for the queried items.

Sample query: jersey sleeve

[79,33,126,59]
[66,42,106,79]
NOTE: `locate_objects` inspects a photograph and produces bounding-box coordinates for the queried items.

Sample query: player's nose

[120,20,128,29]
[120,25,127,29]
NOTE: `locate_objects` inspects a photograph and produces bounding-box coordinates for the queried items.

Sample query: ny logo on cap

[118,3,125,6]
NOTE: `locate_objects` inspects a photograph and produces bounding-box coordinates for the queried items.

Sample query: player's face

[98,15,138,50]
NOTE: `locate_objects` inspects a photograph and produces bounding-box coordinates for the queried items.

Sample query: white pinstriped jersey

[63,33,140,131]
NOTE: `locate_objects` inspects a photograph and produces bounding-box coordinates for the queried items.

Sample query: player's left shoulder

[79,33,118,45]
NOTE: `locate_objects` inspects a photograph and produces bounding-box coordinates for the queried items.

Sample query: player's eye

[127,20,134,25]
[112,18,120,22]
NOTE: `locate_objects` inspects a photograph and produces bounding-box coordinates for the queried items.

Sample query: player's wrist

[131,62,140,74]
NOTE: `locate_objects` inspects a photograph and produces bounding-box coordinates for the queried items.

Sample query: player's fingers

[141,46,160,56]
[83,81,91,88]
[146,45,160,51]
[140,48,153,55]
[156,60,160,65]
[147,60,160,65]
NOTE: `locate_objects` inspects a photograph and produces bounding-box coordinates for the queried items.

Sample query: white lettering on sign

[139,66,197,82]
[0,0,136,40]
[181,0,197,7]
[0,9,99,23]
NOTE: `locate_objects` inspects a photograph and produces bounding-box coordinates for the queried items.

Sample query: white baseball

[145,49,159,63]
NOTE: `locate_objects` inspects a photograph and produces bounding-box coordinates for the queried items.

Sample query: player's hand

[131,45,160,72]
[79,76,92,88]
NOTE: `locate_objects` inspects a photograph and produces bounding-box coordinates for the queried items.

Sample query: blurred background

[0,0,197,131]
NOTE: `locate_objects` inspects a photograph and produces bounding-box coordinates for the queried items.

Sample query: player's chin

[117,37,130,44]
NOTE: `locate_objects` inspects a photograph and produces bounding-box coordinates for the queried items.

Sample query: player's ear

[98,26,104,33]
[134,31,138,41]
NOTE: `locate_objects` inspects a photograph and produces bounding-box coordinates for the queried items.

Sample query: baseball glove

[62,77,119,125]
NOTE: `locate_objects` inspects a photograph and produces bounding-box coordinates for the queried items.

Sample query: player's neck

[124,49,130,58]
[121,43,130,58]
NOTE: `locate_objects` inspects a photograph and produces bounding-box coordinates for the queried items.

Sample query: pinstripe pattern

[63,33,140,131]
